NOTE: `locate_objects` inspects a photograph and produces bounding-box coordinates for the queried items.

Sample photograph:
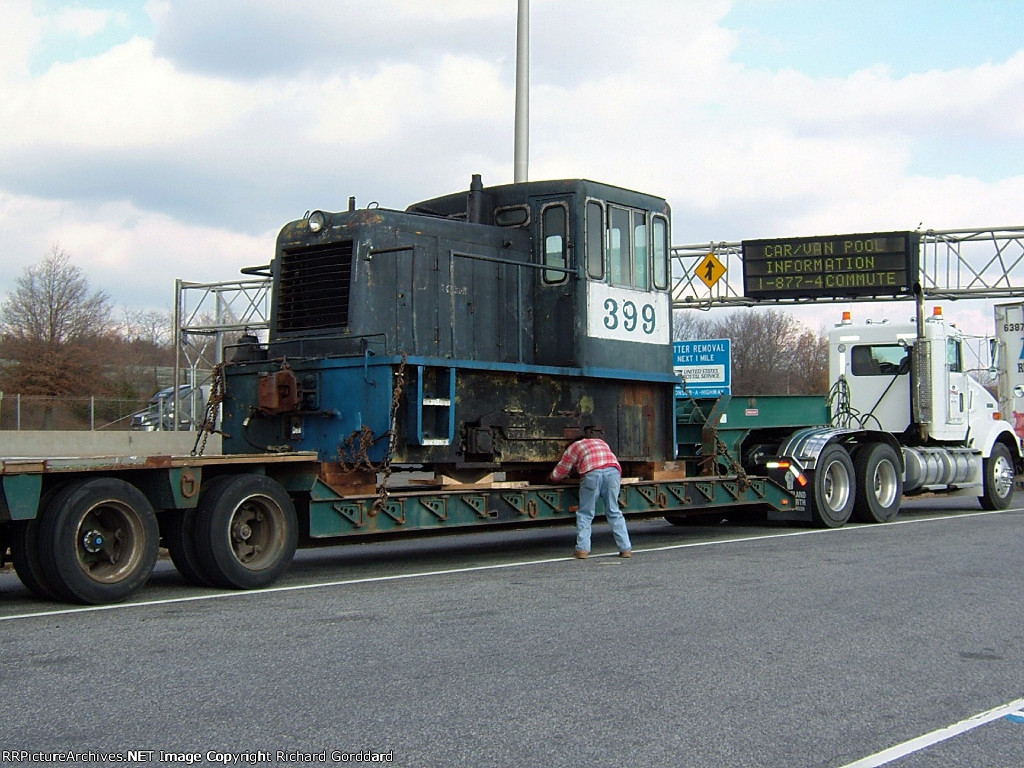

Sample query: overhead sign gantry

[672,226,1024,309]
[741,231,919,301]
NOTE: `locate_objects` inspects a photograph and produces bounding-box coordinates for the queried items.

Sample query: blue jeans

[576,467,632,553]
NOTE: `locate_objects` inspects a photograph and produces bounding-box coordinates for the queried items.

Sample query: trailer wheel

[37,478,160,604]
[162,509,211,586]
[193,474,297,590]
[10,519,61,600]
[808,444,855,528]
[852,443,902,523]
[979,443,1015,510]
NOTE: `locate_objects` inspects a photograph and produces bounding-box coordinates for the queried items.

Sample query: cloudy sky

[1,0,1022,329]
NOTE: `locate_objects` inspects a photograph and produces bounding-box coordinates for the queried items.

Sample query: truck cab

[829,307,993,444]
[827,307,1021,508]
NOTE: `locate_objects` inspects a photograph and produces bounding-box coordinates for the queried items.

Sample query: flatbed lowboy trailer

[0,394,834,604]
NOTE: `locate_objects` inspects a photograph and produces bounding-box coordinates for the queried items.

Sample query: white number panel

[586,282,670,345]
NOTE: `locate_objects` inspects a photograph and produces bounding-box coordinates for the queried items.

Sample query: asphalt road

[1,493,1022,768]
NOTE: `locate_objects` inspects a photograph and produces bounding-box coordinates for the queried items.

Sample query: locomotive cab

[221,176,677,477]
[409,177,673,373]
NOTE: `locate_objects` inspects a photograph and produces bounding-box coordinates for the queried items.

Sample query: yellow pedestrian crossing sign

[697,253,726,288]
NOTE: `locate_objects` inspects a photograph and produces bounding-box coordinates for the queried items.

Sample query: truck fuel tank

[902,445,980,492]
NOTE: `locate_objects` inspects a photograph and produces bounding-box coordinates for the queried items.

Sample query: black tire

[808,444,856,528]
[160,475,233,587]
[161,509,211,586]
[852,443,903,523]
[193,474,298,590]
[10,519,61,600]
[979,442,1015,510]
[37,478,160,604]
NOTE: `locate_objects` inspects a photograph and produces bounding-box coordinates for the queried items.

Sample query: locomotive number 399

[588,282,670,345]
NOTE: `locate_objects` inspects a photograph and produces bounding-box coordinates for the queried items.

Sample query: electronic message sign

[741,231,919,300]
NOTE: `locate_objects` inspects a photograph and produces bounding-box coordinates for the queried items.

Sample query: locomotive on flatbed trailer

[225,175,676,476]
[0,175,1021,605]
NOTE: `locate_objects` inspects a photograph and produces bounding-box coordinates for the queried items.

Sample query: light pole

[514,0,529,182]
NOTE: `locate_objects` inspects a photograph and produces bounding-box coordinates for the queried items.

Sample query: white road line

[837,696,1024,768]
[0,505,1018,623]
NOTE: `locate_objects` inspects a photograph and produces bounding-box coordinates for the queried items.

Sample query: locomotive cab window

[652,215,669,290]
[607,204,662,291]
[586,200,604,280]
[633,211,648,289]
[542,204,569,284]
[608,206,632,287]
[495,205,529,227]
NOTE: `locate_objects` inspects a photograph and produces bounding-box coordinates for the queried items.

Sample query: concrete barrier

[0,431,221,458]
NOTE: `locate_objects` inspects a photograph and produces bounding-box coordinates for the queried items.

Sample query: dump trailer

[1,176,1021,605]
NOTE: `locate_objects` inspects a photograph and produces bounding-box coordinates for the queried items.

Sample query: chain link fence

[0,393,153,431]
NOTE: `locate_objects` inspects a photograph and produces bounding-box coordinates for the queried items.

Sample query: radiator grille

[276,241,352,332]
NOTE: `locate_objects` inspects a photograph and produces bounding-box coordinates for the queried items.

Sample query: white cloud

[0,37,262,148]
[0,0,41,83]
[0,0,1022,330]
[54,7,119,38]
[0,189,271,312]
[306,55,511,146]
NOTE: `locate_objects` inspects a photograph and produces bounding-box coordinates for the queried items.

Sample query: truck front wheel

[808,444,856,528]
[193,474,298,590]
[980,443,1015,510]
[852,443,902,523]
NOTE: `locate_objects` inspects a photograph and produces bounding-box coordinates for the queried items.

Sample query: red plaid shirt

[550,438,621,481]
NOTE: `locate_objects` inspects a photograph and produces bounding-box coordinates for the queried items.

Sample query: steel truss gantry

[672,226,1024,310]
[172,277,273,405]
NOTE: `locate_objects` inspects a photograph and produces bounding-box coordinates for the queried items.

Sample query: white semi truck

[778,306,1021,528]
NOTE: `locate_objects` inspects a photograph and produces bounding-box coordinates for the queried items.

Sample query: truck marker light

[766,461,807,486]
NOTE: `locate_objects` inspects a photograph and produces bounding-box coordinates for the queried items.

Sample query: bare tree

[673,309,717,341]
[108,307,177,397]
[790,325,830,394]
[119,307,173,348]
[0,246,115,426]
[673,307,829,395]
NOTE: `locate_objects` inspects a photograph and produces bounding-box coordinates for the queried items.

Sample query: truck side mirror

[989,338,1001,374]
